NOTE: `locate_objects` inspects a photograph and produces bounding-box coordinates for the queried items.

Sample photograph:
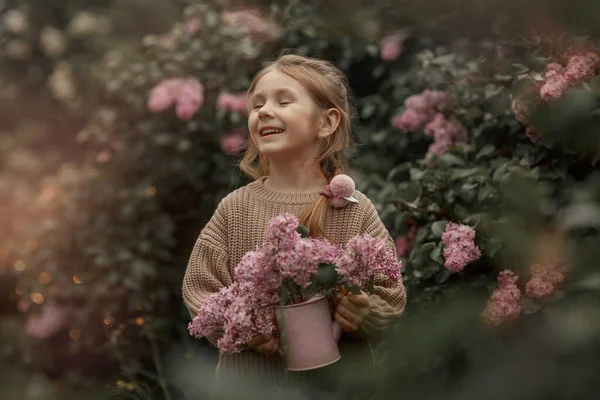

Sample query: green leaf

[435,269,452,284]
[366,275,375,294]
[475,145,495,160]
[416,242,436,259]
[430,245,444,264]
[450,167,486,181]
[477,184,495,203]
[345,284,361,295]
[431,221,448,238]
[398,181,422,205]
[439,154,466,167]
[492,163,509,181]
[317,263,338,289]
[296,224,309,238]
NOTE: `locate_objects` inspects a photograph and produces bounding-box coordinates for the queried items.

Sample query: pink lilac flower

[424,114,467,158]
[25,303,65,339]
[217,92,248,113]
[336,234,400,288]
[391,89,454,133]
[391,108,431,132]
[266,213,300,248]
[525,261,565,299]
[394,226,417,257]
[221,9,281,42]
[441,222,481,273]
[380,33,404,61]
[147,79,183,112]
[540,73,570,102]
[525,276,554,299]
[424,114,467,141]
[564,52,599,83]
[188,281,278,354]
[481,270,523,327]
[147,78,204,120]
[175,78,204,120]
[234,245,279,292]
[220,130,247,155]
[421,90,453,110]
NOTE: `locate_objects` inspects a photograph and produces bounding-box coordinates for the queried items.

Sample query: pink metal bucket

[275,294,342,371]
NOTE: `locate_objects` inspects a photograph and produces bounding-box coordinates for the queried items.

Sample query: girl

[182,54,406,390]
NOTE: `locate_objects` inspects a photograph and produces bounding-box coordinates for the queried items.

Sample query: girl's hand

[247,334,279,356]
[335,290,372,332]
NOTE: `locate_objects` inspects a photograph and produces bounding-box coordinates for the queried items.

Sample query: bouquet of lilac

[188,213,400,354]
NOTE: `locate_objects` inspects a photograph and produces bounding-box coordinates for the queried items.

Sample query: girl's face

[248,69,323,163]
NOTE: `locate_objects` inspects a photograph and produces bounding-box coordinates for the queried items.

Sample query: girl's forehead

[253,70,304,93]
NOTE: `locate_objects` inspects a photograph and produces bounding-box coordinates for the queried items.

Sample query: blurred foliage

[1,0,600,399]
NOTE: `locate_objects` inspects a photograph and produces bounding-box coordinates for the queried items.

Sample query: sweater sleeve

[355,197,407,337]
[182,200,233,347]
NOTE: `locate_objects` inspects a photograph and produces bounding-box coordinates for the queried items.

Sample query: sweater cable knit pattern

[182,177,406,386]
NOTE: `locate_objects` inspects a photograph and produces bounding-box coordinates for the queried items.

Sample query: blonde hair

[240,54,356,238]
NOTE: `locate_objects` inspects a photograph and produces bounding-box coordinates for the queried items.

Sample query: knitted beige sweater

[182,177,406,387]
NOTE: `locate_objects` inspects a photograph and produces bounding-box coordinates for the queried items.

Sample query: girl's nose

[258,104,274,120]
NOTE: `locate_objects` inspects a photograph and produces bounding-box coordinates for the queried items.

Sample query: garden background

[1,0,600,399]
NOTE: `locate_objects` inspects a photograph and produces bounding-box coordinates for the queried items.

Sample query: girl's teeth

[262,129,283,136]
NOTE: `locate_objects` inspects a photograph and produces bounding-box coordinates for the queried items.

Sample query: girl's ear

[318,108,341,139]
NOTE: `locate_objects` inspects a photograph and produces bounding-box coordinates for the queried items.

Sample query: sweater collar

[248,177,321,205]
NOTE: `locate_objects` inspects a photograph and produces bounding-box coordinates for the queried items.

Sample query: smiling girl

[182,54,406,391]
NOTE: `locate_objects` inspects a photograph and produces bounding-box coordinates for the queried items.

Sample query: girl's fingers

[247,334,271,349]
[256,337,277,355]
[347,292,371,308]
[340,296,362,315]
[337,303,361,326]
[335,311,358,332]
[265,339,279,356]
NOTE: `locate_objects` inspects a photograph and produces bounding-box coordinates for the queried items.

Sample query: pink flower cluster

[221,9,281,42]
[25,303,65,339]
[217,92,247,113]
[335,235,400,287]
[394,226,418,258]
[391,90,466,158]
[189,213,401,353]
[539,51,599,102]
[424,114,467,158]
[481,270,523,327]
[188,281,278,354]
[147,78,204,120]
[220,130,247,155]
[441,222,481,273]
[380,33,404,61]
[236,213,343,291]
[525,261,565,299]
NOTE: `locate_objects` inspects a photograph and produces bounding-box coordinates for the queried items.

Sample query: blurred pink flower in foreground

[380,33,404,61]
[441,222,481,273]
[221,9,281,42]
[147,78,204,120]
[394,226,417,257]
[525,260,565,299]
[217,92,248,113]
[25,303,65,339]
[539,51,599,102]
[220,131,247,155]
[481,270,523,327]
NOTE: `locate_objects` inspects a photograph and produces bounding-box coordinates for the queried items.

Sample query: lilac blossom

[441,222,481,273]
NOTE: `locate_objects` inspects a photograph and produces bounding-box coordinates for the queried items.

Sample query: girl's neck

[264,159,328,194]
